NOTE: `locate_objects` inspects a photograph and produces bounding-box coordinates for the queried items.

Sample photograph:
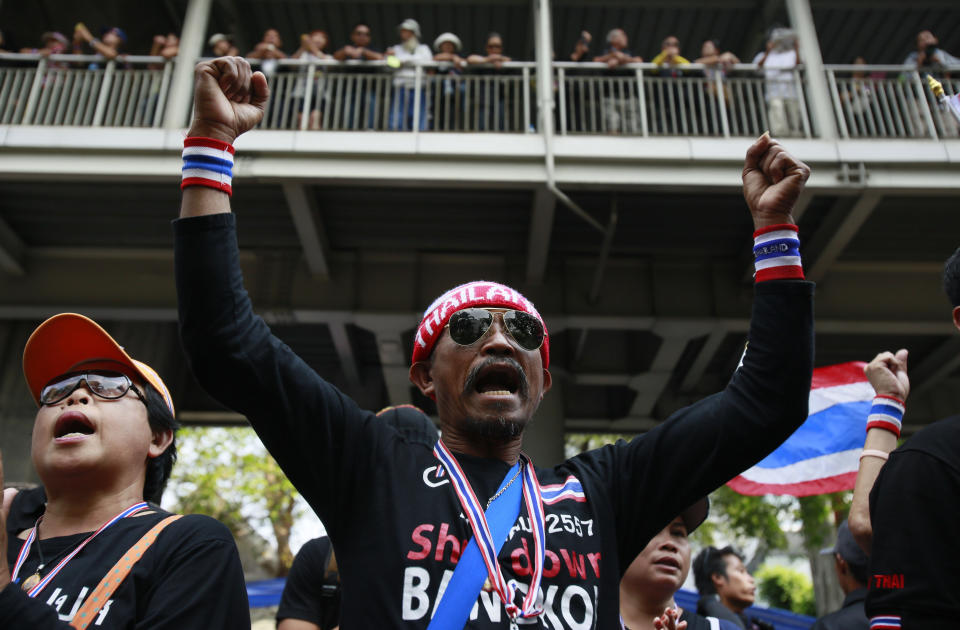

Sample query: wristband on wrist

[753,223,803,282]
[181,137,234,196]
[866,394,904,437]
[859,449,890,462]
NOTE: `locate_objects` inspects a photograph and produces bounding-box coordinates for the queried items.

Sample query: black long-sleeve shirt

[174,212,814,629]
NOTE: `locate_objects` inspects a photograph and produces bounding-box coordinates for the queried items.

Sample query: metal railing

[825,64,960,139]
[554,62,811,138]
[251,58,534,132]
[0,53,172,127]
[2,53,959,141]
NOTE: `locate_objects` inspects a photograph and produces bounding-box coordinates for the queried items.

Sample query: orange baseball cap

[23,313,175,415]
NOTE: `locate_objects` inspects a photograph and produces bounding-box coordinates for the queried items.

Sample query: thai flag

[727,362,873,496]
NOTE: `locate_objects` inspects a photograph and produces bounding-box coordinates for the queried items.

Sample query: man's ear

[409,362,435,399]
[710,572,725,591]
[540,369,552,401]
[834,554,847,576]
[953,305,960,333]
[148,429,174,459]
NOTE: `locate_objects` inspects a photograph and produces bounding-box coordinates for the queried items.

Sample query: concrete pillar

[164,0,213,129]
[0,321,43,485]
[785,0,837,138]
[523,375,565,467]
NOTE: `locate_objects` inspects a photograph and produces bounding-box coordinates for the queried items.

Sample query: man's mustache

[462,357,529,398]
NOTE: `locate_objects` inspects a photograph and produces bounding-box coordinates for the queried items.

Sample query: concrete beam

[375,332,412,406]
[327,321,361,390]
[0,216,25,275]
[526,185,556,285]
[911,337,960,396]
[282,182,330,279]
[628,336,690,417]
[0,306,953,338]
[679,325,728,393]
[806,191,882,283]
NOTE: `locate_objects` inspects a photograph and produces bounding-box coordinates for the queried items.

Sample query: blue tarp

[675,588,815,630]
[246,577,286,608]
[247,580,816,628]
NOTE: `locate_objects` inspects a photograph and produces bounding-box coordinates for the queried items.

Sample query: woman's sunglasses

[447,308,544,351]
[40,370,145,406]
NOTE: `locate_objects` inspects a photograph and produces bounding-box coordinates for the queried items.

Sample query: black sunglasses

[40,370,145,406]
[447,308,544,351]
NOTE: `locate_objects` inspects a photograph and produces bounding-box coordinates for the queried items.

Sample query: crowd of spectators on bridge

[0,19,957,135]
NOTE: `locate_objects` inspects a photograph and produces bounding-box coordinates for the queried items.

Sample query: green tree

[166,426,301,576]
[755,564,816,616]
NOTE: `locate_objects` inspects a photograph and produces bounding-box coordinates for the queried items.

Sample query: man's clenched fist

[742,132,811,230]
[188,56,269,144]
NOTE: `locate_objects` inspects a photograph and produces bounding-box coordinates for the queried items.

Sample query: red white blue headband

[411,281,549,368]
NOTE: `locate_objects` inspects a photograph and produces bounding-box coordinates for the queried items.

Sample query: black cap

[820,520,868,569]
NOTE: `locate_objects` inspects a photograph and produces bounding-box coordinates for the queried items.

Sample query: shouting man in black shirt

[0,314,249,628]
[174,56,814,628]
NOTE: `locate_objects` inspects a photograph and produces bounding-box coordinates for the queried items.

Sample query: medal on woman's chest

[21,570,42,591]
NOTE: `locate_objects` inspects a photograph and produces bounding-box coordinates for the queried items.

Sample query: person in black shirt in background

[0,313,248,629]
[278,536,341,630]
[848,247,960,629]
[175,56,813,628]
[693,547,771,630]
[621,500,739,630]
[811,520,867,630]
[277,405,438,630]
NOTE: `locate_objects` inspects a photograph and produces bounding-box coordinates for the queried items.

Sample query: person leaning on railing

[651,35,691,73]
[332,23,384,63]
[591,29,644,134]
[432,32,466,131]
[149,33,179,61]
[465,32,513,131]
[72,23,124,62]
[569,30,592,62]
[20,31,68,57]
[247,28,287,60]
[208,33,238,58]
[592,28,643,68]
[332,24,385,130]
[753,28,802,138]
[386,19,432,131]
[148,33,179,71]
[695,39,739,82]
[905,30,960,75]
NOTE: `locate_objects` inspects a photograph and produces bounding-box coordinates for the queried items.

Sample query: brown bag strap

[69,514,183,629]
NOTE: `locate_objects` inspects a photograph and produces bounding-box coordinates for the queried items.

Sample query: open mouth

[654,556,682,570]
[473,363,521,396]
[54,411,95,440]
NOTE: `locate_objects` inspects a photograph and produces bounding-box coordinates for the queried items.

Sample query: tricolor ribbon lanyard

[10,501,150,598]
[433,440,547,625]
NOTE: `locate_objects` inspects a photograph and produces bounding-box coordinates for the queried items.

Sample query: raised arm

[180,57,268,219]
[575,134,814,568]
[175,58,383,534]
[849,350,908,553]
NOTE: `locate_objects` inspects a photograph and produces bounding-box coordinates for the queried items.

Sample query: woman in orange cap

[0,313,248,628]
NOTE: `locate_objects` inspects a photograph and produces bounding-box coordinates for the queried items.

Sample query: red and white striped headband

[411,281,549,368]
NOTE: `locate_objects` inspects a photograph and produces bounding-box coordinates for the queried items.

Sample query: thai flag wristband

[181,137,235,196]
[867,395,904,437]
[869,615,901,629]
[753,223,803,283]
